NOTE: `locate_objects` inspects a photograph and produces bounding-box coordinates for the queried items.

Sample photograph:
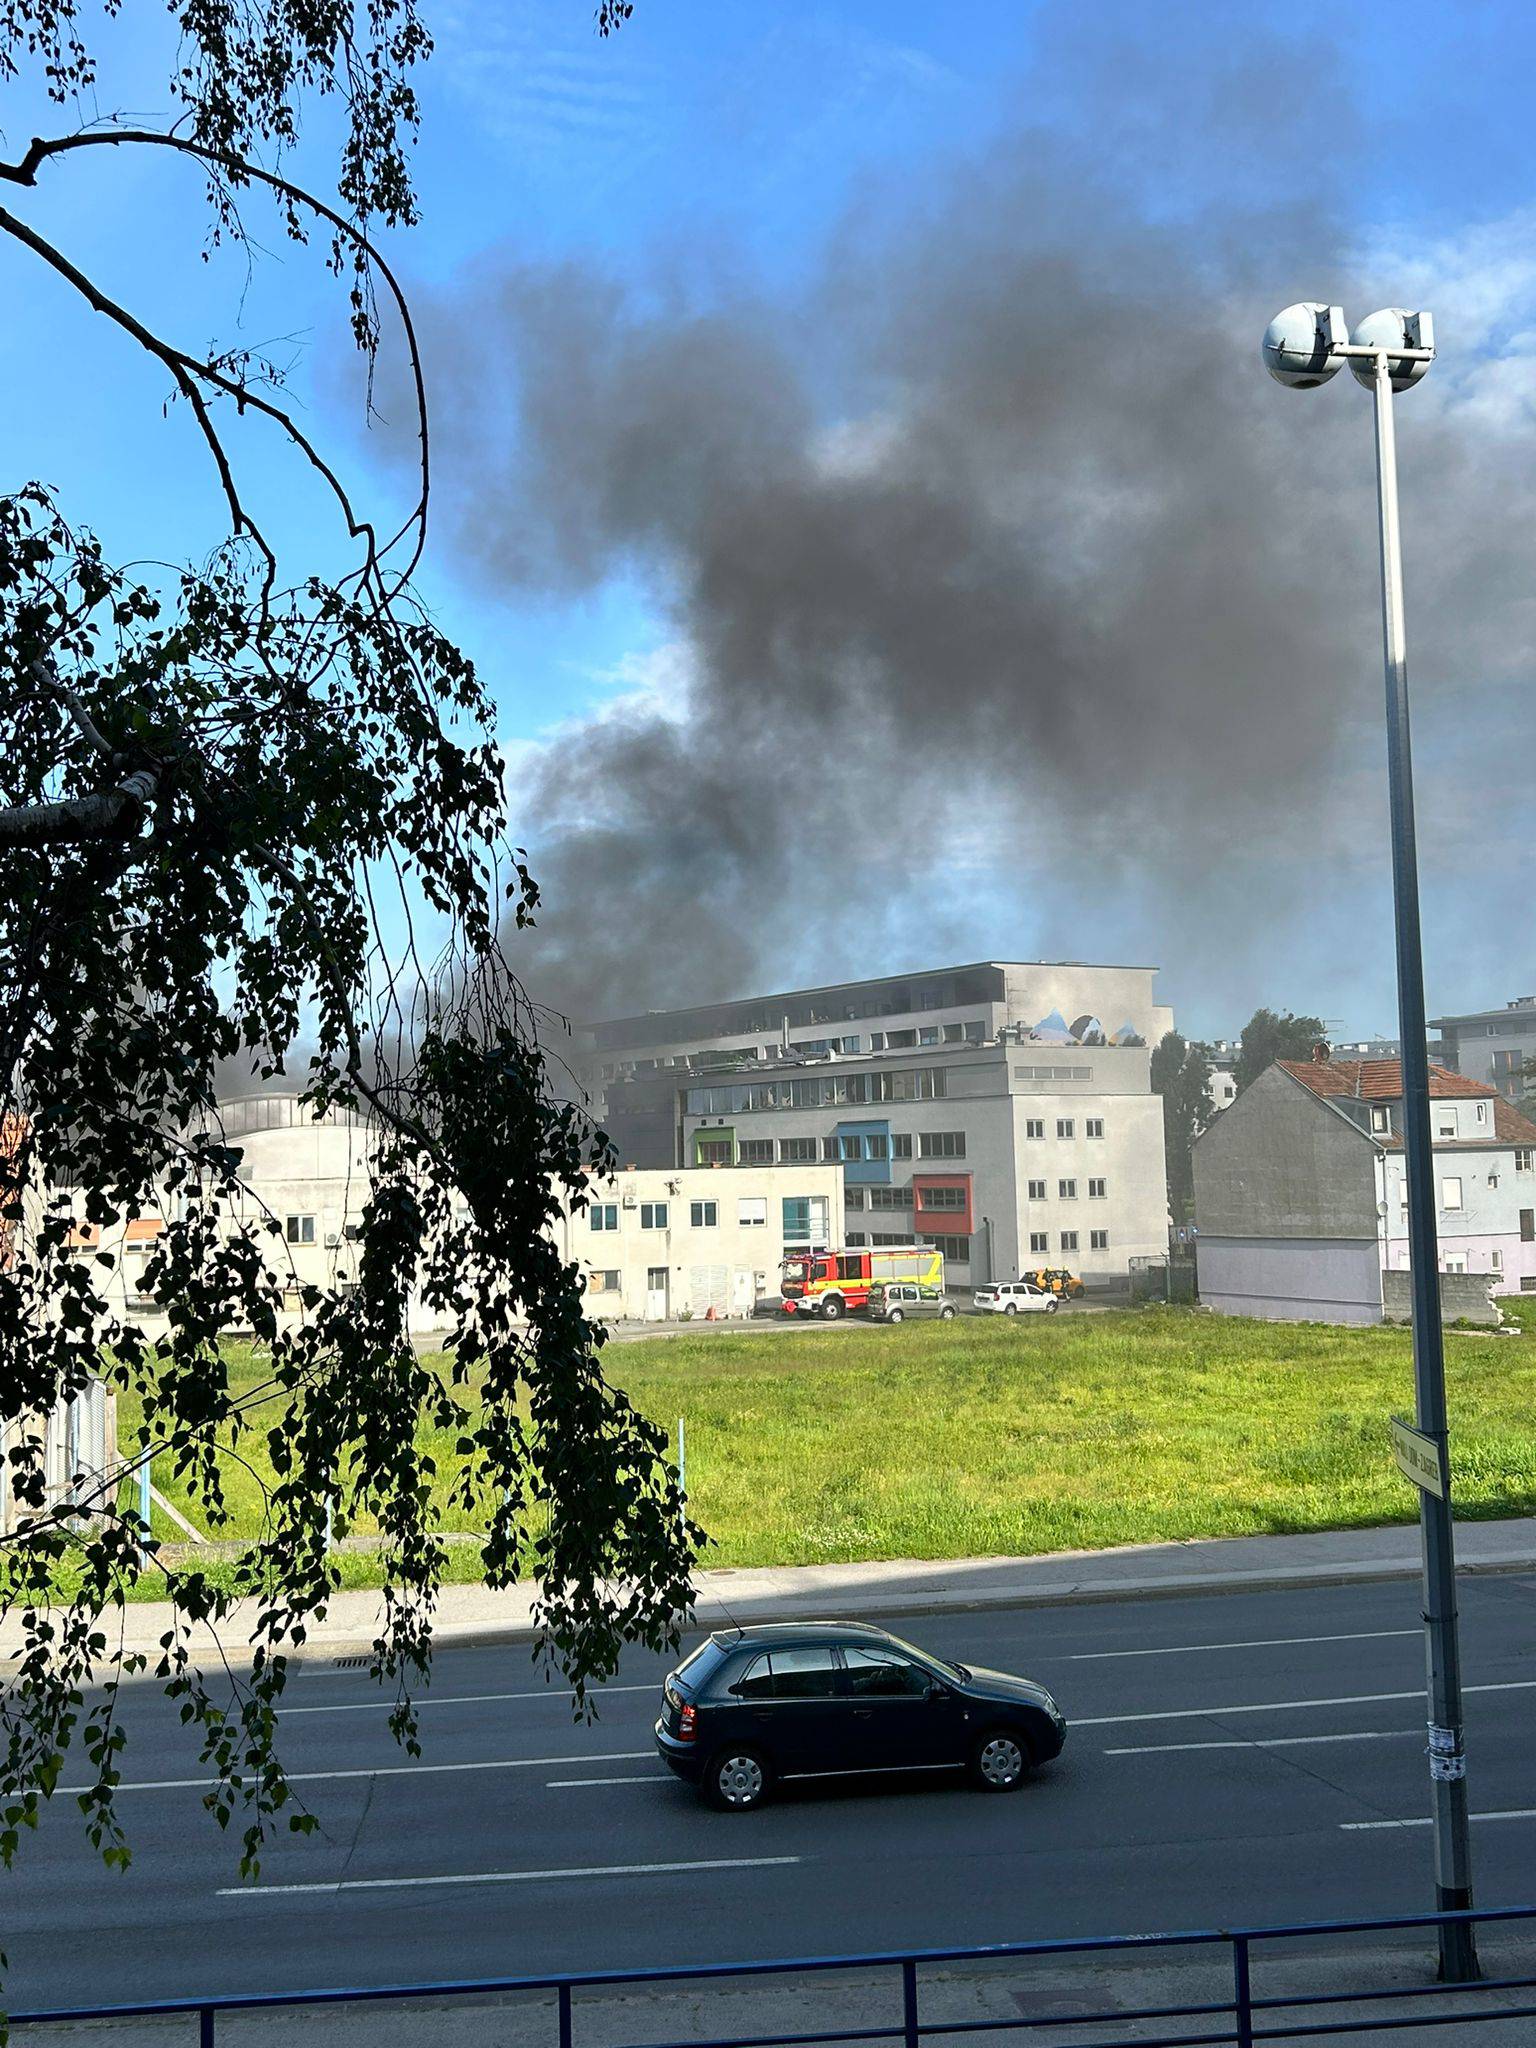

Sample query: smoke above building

[377,14,1536,1027]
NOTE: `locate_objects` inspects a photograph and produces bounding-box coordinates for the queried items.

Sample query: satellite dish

[1348,308,1435,393]
[1262,303,1346,389]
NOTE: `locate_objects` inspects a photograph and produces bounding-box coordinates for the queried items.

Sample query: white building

[63,1093,843,1334]
[1194,1055,1536,1323]
[1432,996,1536,1100]
[552,1163,843,1322]
[587,961,1173,1287]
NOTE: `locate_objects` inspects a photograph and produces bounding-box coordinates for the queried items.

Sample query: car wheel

[705,1748,772,1812]
[1045,1297,1059,1313]
[939,1303,956,1320]
[1003,1301,1017,1316]
[887,1307,904,1323]
[821,1295,845,1321]
[971,1731,1029,1793]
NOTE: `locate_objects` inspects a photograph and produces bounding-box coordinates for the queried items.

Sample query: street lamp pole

[1262,304,1477,1983]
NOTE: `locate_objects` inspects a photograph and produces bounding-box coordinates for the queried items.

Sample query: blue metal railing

[11,1903,1536,2045]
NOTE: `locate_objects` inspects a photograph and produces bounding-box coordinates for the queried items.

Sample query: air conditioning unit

[325,1232,342,1248]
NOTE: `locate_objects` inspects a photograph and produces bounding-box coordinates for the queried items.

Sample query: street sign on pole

[1391,1414,1447,1499]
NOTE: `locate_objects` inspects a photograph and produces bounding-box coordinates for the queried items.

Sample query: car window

[765,1646,841,1698]
[675,1637,734,1691]
[732,1655,774,1700]
[842,1646,931,1697]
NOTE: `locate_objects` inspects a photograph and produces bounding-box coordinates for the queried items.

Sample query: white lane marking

[1076,1679,1536,1728]
[546,1774,667,1787]
[1342,1810,1536,1832]
[1105,1730,1419,1756]
[283,1684,659,1717]
[1067,1629,1419,1662]
[219,1855,801,1897]
[52,1752,652,1796]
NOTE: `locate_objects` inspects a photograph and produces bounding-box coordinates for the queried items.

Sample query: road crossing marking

[51,1752,654,1796]
[219,1856,802,1896]
[1105,1729,1419,1755]
[1342,1810,1536,1832]
[1076,1679,1536,1727]
[1066,1630,1419,1662]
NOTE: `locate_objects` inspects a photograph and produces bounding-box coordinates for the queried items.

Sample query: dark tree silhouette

[0,0,694,1906]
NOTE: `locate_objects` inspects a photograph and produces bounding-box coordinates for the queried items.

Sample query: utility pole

[1262,303,1476,1982]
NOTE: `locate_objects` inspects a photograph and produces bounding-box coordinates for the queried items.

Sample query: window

[942,1022,963,1043]
[1057,1119,1075,1140]
[1060,1231,1079,1252]
[866,1134,890,1160]
[1026,1118,1045,1140]
[1441,1178,1463,1213]
[872,1232,908,1246]
[892,1134,913,1159]
[738,1198,767,1228]
[1029,1232,1049,1253]
[1090,1229,1109,1251]
[869,1186,911,1210]
[887,1029,917,1049]
[587,1269,622,1294]
[838,1134,865,1162]
[690,1201,718,1229]
[1059,1179,1077,1200]
[823,1137,839,1160]
[739,1139,774,1166]
[1086,1118,1104,1139]
[918,1186,967,1210]
[779,1136,819,1163]
[590,1204,618,1232]
[285,1214,316,1245]
[870,1032,886,1051]
[919,1132,966,1158]
[918,1025,940,1045]
[684,1068,947,1116]
[1477,1102,1489,1124]
[924,1234,970,1263]
[846,1232,868,1247]
[1523,1275,1536,1292]
[1027,1179,1047,1200]
[835,1253,864,1281]
[1523,1209,1535,1244]
[1437,1120,1456,1140]
[1088,1178,1107,1199]
[845,1188,866,1210]
[1371,1105,1391,1134]
[842,1647,929,1698]
[1491,1250,1503,1272]
[734,1647,840,1700]
[964,1021,985,1043]
[641,1202,669,1230]
[784,1197,821,1244]
[695,1134,734,1167]
[1517,1151,1534,1173]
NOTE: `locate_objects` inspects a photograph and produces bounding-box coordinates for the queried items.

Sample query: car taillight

[678,1701,698,1742]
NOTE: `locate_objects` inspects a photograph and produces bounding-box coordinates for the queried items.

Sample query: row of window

[1027,1230,1109,1253]
[713,1130,968,1166]
[1024,1117,1105,1140]
[1024,1178,1108,1200]
[844,1232,973,1262]
[871,1022,986,1050]
[842,1184,968,1213]
[686,1068,948,1116]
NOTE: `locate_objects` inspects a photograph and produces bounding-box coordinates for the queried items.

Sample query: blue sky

[3,0,1534,1037]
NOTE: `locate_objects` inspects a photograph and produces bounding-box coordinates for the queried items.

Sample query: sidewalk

[8,1514,1535,1670]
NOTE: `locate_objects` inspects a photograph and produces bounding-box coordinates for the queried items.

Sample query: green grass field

[121,1309,1536,1584]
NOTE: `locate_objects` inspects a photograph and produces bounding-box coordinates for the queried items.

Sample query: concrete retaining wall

[1382,1267,1502,1326]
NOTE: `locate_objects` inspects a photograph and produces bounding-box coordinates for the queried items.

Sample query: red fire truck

[780,1244,946,1318]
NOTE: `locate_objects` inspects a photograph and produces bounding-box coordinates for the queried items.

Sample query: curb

[234,1546,1536,1670]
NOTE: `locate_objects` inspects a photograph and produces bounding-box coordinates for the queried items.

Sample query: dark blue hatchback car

[655,1620,1066,1810]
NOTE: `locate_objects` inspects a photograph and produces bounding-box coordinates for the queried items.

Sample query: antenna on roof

[1311,1039,1332,1063]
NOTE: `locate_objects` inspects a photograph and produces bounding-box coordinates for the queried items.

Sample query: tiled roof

[1278,1058,1496,1102]
[125,1217,164,1242]
[1494,1098,1536,1145]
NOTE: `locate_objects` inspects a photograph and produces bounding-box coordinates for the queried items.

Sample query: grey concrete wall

[1198,1236,1383,1324]
[1194,1065,1378,1238]
[1382,1267,1502,1325]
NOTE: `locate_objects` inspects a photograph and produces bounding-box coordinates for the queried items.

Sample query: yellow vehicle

[1022,1267,1085,1299]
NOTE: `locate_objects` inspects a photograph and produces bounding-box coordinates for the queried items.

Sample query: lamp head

[1262,302,1347,388]
[1348,309,1435,392]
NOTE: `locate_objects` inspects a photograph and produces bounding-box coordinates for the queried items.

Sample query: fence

[13,1903,1536,2045]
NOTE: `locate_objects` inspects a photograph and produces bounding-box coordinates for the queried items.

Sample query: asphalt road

[6,1573,1535,2014]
